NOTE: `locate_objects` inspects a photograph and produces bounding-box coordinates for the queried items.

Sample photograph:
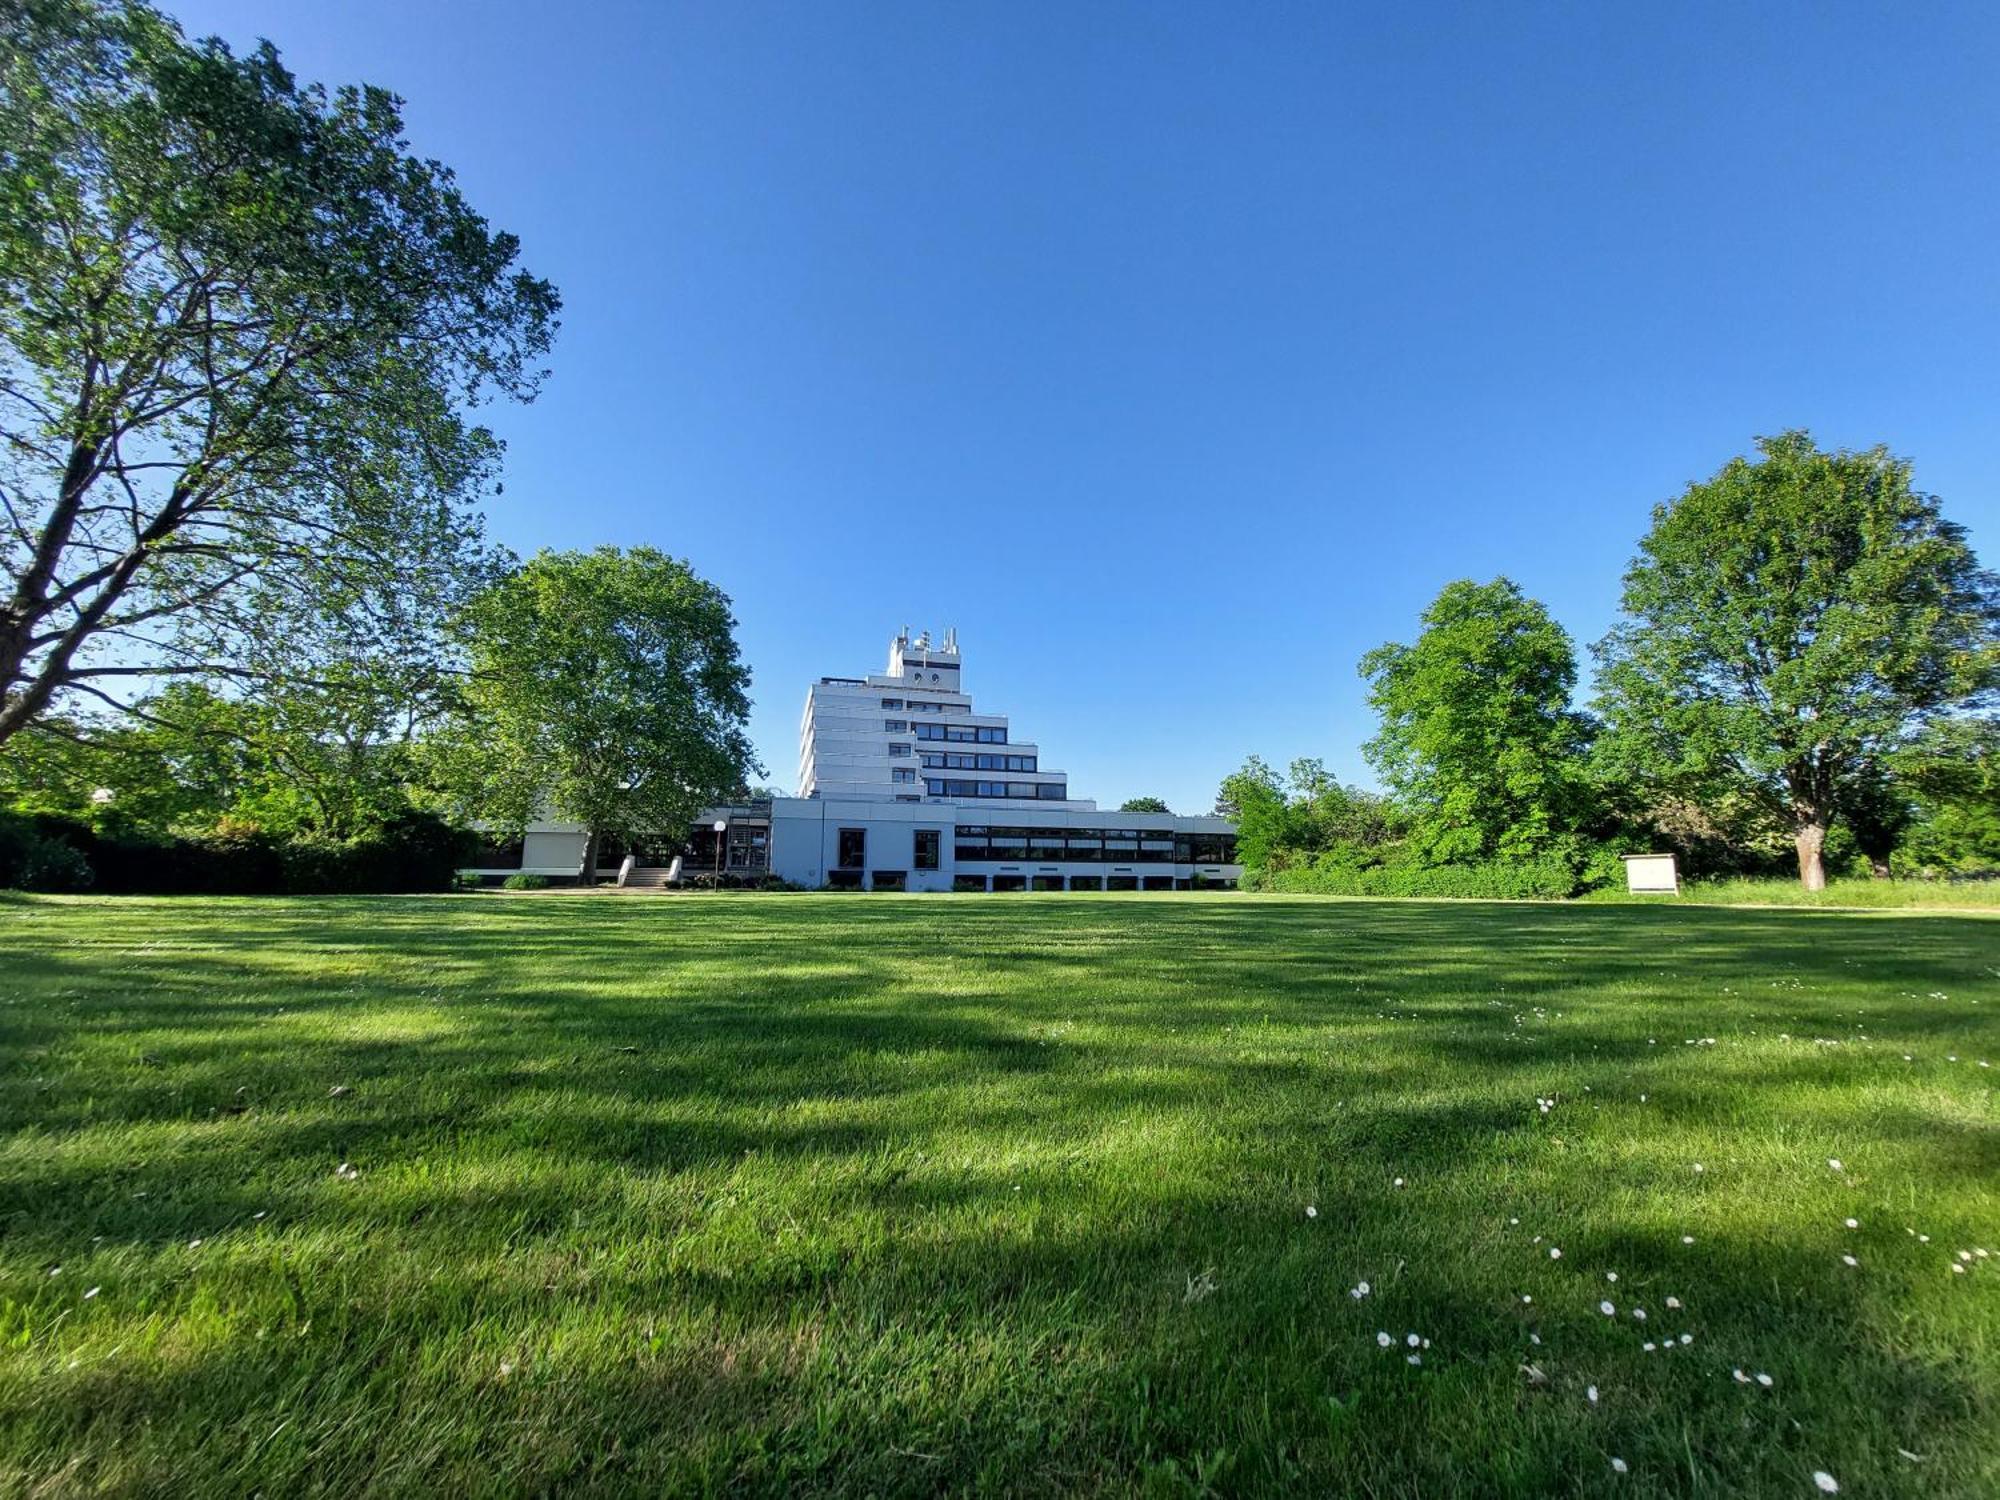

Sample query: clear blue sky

[171,1,2000,812]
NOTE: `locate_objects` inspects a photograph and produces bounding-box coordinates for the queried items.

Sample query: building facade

[466,629,1239,891]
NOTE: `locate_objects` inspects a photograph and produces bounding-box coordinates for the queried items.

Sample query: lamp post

[712,819,728,889]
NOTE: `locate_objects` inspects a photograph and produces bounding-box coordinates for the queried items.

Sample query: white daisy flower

[1827,1159,1843,1172]
[1632,1308,1646,1321]
[1587,1384,1599,1403]
[84,1286,99,1299]
[1813,1472,1838,1494]
[1407,1332,1420,1347]
[1406,1353,1421,1365]
[1600,1300,1616,1316]
[1306,1206,1317,1219]
[1606,1272,1618,1283]
[1550,1247,1562,1259]
[1841,1254,1858,1267]
[1755,1372,1773,1388]
[1844,1218,1858,1229]
[1665,1296,1681,1309]
[1611,1457,1628,1474]
[1377,1331,1392,1347]
[1682,1235,1695,1245]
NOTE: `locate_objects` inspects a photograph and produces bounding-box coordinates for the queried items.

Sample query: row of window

[926,779,1068,799]
[891,767,917,783]
[879,697,964,713]
[921,752,1036,772]
[953,830,1238,864]
[915,723,1007,743]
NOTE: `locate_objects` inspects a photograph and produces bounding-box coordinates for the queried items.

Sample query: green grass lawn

[2,892,1996,1498]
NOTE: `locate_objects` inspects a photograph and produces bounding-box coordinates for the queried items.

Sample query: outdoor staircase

[623,862,680,890]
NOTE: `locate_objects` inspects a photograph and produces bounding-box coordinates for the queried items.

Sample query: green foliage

[0,805,469,893]
[1361,578,1598,863]
[0,0,556,745]
[446,548,759,876]
[500,871,548,891]
[1118,796,1172,814]
[1890,717,2000,875]
[1260,850,1591,900]
[1594,432,1998,888]
[0,809,92,890]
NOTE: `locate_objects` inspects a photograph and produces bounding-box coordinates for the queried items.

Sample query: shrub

[502,872,549,891]
[1,807,475,895]
[0,810,94,891]
[1258,843,1604,900]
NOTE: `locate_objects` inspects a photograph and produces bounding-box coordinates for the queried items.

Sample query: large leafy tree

[1594,433,1998,889]
[449,548,759,883]
[1360,577,1596,863]
[1118,796,1171,814]
[0,0,557,746]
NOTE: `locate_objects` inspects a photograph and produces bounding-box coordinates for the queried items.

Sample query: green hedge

[1254,842,1622,900]
[0,809,476,895]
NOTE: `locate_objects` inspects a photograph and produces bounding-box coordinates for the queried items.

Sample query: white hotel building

[472,629,1240,892]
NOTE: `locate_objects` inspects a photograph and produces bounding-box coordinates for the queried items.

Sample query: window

[914,829,941,870]
[953,875,988,892]
[837,827,866,869]
[880,697,903,709]
[884,719,907,733]
[888,743,911,757]
[871,870,906,891]
[1036,783,1067,799]
[891,767,916,784]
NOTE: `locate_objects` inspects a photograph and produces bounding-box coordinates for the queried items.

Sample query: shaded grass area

[1,891,1996,1497]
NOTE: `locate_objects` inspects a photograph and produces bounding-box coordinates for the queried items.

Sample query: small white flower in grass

[1550,1247,1562,1259]
[1393,1177,1405,1188]
[1530,1333,1542,1345]
[1356,1280,1370,1295]
[1642,1341,1656,1352]
[84,1286,99,1299]
[1407,1332,1420,1347]
[1305,1206,1317,1219]
[1959,1250,1973,1262]
[1587,1384,1599,1403]
[1509,1216,1520,1225]
[1377,1331,1392,1347]
[253,1211,267,1221]
[1600,1300,1616,1316]
[188,1239,201,1249]
[1828,1158,1843,1172]
[1665,1296,1681,1309]
[1693,1163,1704,1174]
[1844,1218,1858,1229]
[1682,1236,1695,1245]
[1679,1333,1692,1345]
[1520,1294,1532,1304]
[1610,1457,1629,1474]
[1918,1234,1930,1243]
[48,1267,60,1277]
[1951,1263,1966,1274]
[1733,1369,1750,1384]
[1814,1472,1839,1494]
[1606,1271,1618,1283]
[1755,1372,1773,1388]
[1632,1308,1646,1321]
[1406,1353,1422,1366]
[1841,1254,1859,1268]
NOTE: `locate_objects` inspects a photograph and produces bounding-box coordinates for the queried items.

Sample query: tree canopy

[1593,432,1997,888]
[447,548,758,882]
[0,0,557,746]
[1360,577,1596,863]
[1118,796,1171,814]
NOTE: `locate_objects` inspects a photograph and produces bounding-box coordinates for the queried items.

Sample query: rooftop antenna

[945,626,958,653]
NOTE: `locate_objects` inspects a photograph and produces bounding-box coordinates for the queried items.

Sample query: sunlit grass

[1,892,1996,1496]
[1585,875,2000,909]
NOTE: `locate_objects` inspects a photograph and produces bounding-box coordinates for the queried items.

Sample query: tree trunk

[1795,819,1828,891]
[579,827,600,889]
